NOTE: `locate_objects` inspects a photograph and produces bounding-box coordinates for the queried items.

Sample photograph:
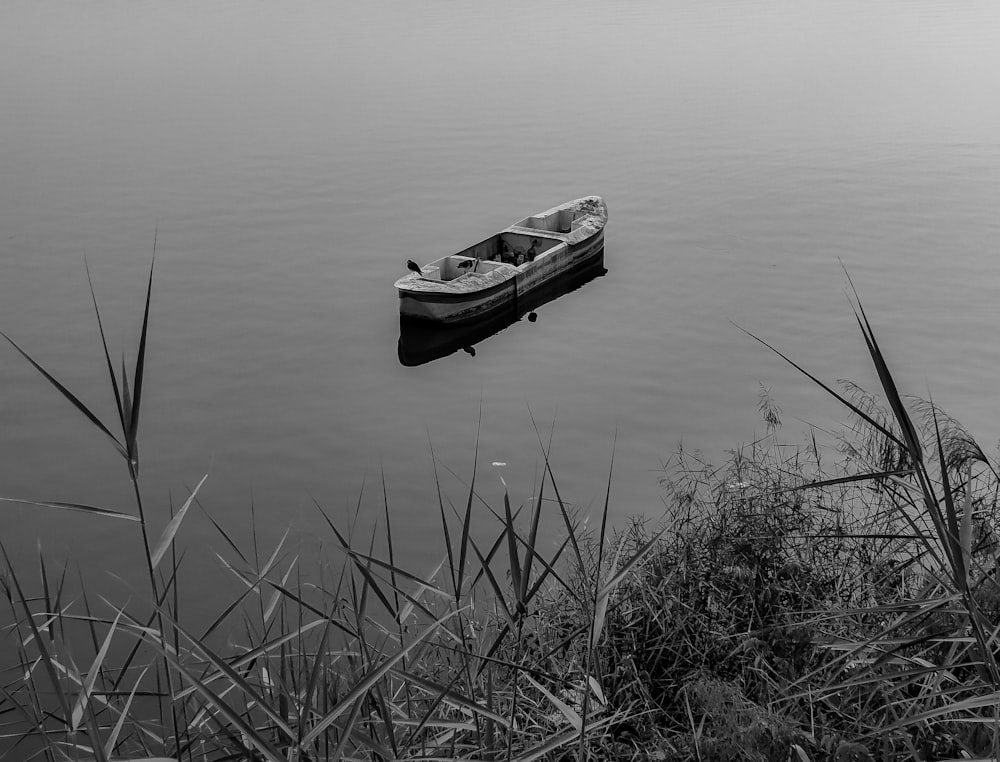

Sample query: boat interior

[418,256,507,282]
[513,207,578,233]
[417,233,565,281]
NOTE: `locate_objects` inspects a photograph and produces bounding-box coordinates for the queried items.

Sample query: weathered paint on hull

[515,230,605,299]
[398,279,517,323]
[398,232,605,325]
[398,252,607,366]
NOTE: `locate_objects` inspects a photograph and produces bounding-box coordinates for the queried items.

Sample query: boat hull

[398,236,604,324]
[398,252,607,366]
[397,277,518,323]
[515,230,605,300]
[395,197,607,325]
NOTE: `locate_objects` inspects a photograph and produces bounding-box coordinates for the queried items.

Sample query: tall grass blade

[347,540,400,623]
[337,546,449,597]
[120,356,133,454]
[469,538,516,632]
[430,441,458,596]
[961,472,974,578]
[0,497,138,522]
[524,673,581,731]
[253,527,290,584]
[591,534,626,652]
[485,665,495,761]
[397,556,447,625]
[507,530,577,611]
[262,556,297,628]
[75,570,103,680]
[126,254,156,476]
[853,311,923,465]
[327,695,368,762]
[18,605,73,649]
[80,682,111,762]
[933,410,966,589]
[519,473,545,605]
[381,465,402,612]
[467,515,516,597]
[35,547,54,650]
[528,408,588,582]
[196,497,248,564]
[149,473,208,569]
[103,666,149,759]
[70,609,122,731]
[0,331,127,460]
[770,468,913,495]
[298,608,335,745]
[733,323,908,453]
[578,433,616,761]
[84,257,128,442]
[502,488,523,613]
[456,415,481,600]
[842,266,922,461]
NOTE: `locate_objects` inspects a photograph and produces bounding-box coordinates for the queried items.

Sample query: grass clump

[3,262,1000,761]
[584,282,1000,760]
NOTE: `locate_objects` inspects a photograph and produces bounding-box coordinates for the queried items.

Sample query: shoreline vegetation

[3,265,1000,761]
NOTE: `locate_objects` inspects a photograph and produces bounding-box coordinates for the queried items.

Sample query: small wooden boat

[394,196,608,324]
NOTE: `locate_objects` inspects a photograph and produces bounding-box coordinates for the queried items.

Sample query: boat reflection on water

[398,252,607,367]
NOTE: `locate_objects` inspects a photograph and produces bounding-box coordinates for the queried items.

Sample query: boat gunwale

[396,276,516,304]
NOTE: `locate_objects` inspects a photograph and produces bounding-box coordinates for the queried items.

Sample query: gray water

[2,2,999,614]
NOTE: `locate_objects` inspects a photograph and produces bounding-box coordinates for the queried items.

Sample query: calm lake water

[1,2,999,616]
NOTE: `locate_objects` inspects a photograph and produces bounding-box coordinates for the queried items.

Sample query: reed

[3,264,1000,761]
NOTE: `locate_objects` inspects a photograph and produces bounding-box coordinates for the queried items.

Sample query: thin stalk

[130,478,180,755]
[577,431,616,762]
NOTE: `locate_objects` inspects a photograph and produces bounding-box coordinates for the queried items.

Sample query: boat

[398,252,607,366]
[394,196,608,324]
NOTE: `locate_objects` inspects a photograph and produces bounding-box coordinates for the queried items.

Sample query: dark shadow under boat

[397,251,607,367]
